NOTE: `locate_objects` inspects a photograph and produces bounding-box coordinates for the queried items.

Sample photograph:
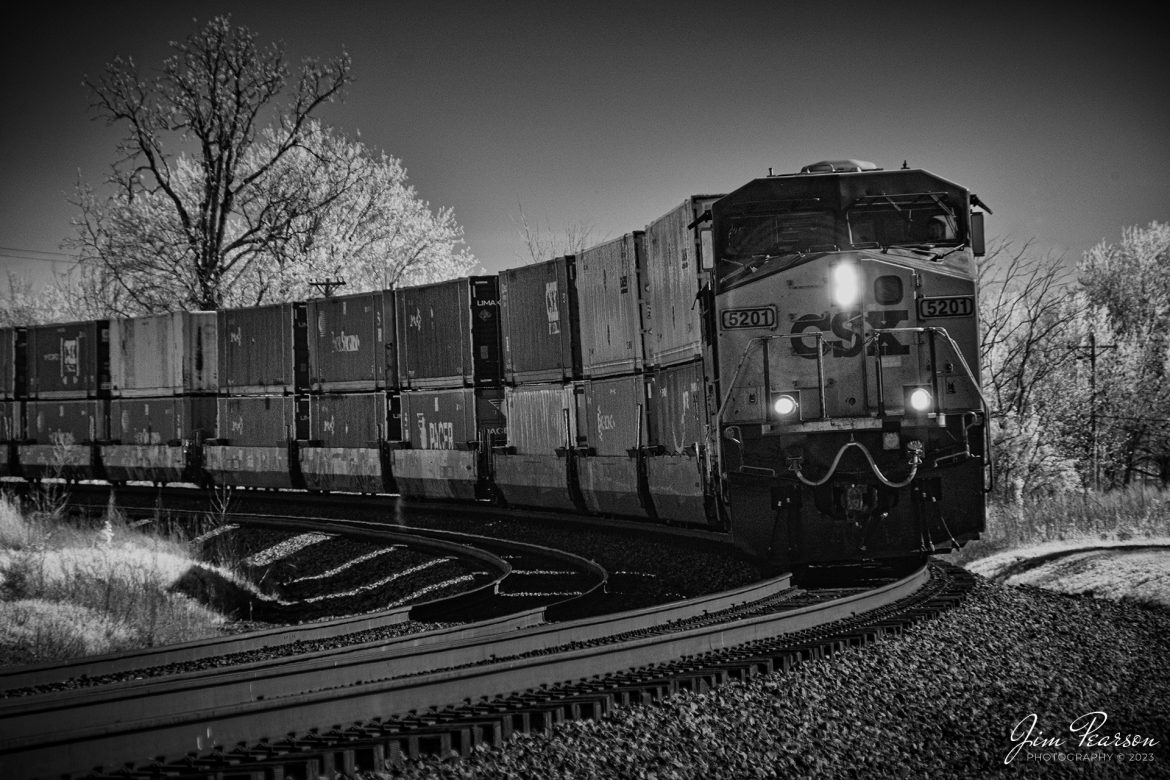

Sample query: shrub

[0,502,227,664]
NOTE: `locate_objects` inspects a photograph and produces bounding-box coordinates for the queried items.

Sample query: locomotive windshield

[722,209,837,259]
[712,172,973,291]
[846,193,961,250]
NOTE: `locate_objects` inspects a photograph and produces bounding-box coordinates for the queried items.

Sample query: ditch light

[771,391,801,420]
[905,386,934,414]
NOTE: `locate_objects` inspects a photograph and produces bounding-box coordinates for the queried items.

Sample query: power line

[309,278,347,298]
[0,246,78,264]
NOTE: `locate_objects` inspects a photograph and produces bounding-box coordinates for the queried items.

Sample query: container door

[293,302,310,393]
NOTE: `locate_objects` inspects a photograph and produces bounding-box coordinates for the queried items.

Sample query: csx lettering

[790,310,911,358]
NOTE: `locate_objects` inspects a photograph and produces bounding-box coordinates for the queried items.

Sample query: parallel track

[2,559,973,779]
[0,487,975,778]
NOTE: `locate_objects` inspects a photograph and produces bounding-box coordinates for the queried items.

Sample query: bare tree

[513,202,598,264]
[978,239,1082,419]
[978,240,1086,499]
[69,15,351,313]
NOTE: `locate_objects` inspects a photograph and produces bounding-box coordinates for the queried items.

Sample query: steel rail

[0,527,519,693]
[1,566,931,779]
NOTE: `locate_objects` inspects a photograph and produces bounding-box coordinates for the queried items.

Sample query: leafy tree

[0,272,75,326]
[68,15,473,315]
[1079,221,1170,337]
[1078,222,1170,487]
[235,121,475,303]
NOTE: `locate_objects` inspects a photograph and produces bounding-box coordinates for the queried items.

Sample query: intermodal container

[577,375,647,457]
[576,233,645,378]
[503,383,579,454]
[215,396,300,446]
[396,276,501,389]
[0,401,18,441]
[0,401,17,477]
[645,359,708,454]
[25,399,108,443]
[110,311,218,397]
[499,256,580,383]
[310,392,399,447]
[26,320,110,399]
[307,290,398,392]
[217,303,308,395]
[643,196,722,367]
[399,387,505,450]
[110,397,217,445]
[0,327,27,399]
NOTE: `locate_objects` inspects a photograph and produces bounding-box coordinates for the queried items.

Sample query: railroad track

[980,543,1170,582]
[1,526,974,779]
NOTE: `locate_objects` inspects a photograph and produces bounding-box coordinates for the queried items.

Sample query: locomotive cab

[711,162,989,570]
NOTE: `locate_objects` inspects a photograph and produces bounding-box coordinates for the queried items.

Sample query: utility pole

[309,278,347,298]
[1069,333,1117,491]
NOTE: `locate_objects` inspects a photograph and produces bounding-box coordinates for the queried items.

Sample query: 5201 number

[721,306,777,330]
[917,296,974,319]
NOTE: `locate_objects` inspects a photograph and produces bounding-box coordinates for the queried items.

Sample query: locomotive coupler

[905,440,924,466]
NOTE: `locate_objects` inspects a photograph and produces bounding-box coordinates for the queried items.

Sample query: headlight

[832,262,861,308]
[772,392,801,419]
[906,387,934,414]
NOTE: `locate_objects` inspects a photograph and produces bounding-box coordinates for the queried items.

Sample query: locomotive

[0,160,989,571]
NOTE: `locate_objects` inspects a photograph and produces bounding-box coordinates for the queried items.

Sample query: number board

[917,295,974,319]
[721,306,777,330]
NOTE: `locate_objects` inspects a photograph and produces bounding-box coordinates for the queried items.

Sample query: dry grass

[950,487,1170,608]
[967,544,1170,608]
[0,493,226,666]
[950,487,1170,564]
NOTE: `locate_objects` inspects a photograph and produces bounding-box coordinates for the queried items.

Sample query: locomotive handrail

[867,325,995,492]
[718,326,991,491]
[788,439,922,489]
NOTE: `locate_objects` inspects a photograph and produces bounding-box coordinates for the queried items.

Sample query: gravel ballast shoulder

[389,576,1170,779]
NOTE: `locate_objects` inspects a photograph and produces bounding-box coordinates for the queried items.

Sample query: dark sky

[2,2,1167,290]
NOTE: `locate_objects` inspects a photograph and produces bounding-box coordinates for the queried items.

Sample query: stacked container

[493,245,656,519]
[576,234,645,377]
[0,327,25,477]
[103,311,219,485]
[638,196,724,525]
[298,290,399,493]
[391,276,505,499]
[573,235,655,518]
[19,320,110,481]
[204,303,307,489]
[644,359,713,523]
[493,257,583,509]
[575,374,650,516]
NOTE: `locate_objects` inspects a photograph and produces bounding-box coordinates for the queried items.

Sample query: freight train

[0,160,990,571]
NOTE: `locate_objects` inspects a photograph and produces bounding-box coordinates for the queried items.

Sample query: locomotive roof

[718,167,972,212]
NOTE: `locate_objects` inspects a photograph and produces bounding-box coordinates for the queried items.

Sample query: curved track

[980,543,1170,582]
[1,541,973,779]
